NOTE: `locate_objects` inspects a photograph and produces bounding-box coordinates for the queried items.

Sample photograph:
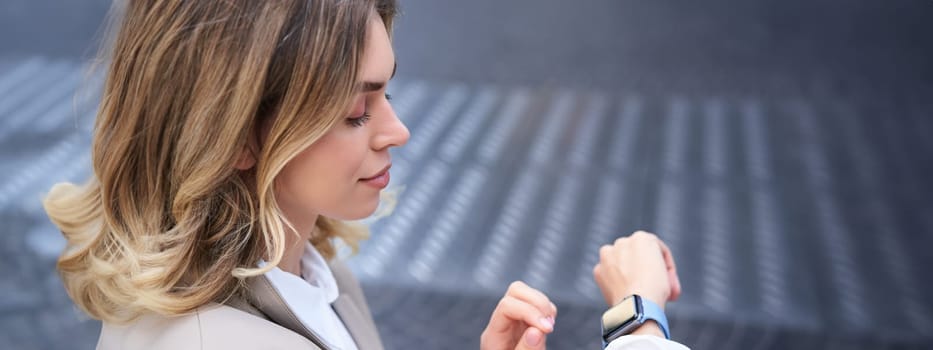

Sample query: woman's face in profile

[274,16,409,226]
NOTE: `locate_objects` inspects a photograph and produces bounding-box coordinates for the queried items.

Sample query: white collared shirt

[608,335,691,350]
[261,242,359,350]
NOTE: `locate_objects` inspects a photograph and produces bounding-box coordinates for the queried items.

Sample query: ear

[234,147,257,170]
[236,117,269,171]
[234,137,258,170]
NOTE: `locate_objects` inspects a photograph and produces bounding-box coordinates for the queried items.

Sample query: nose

[372,103,409,150]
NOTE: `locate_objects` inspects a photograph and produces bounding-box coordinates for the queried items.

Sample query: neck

[278,214,319,276]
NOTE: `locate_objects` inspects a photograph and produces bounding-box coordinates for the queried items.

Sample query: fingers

[599,244,613,262]
[487,282,557,335]
[507,281,558,318]
[593,268,615,306]
[656,239,682,301]
[498,296,554,333]
[629,230,658,243]
[514,327,546,350]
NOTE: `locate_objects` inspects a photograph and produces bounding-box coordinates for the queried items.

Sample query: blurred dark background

[1,0,931,349]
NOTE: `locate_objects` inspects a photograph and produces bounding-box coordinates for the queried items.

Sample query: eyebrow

[358,62,397,93]
[359,81,385,93]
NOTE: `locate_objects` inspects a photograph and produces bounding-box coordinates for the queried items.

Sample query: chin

[335,199,380,221]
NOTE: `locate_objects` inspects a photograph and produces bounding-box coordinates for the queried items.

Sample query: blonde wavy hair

[42,0,398,323]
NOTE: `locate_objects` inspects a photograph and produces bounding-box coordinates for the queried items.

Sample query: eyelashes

[345,93,392,128]
[346,113,371,127]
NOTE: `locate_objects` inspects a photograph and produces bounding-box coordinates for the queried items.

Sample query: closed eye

[346,113,372,127]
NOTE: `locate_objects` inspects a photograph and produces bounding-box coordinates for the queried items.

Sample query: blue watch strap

[640,297,670,340]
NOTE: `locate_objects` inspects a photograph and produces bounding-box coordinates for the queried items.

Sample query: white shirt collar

[298,241,340,303]
[260,242,358,350]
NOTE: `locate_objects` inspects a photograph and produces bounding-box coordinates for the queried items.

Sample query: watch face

[601,296,638,334]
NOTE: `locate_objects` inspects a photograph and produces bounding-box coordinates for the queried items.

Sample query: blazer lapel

[232,261,384,350]
[243,275,330,349]
[331,294,383,350]
[328,261,385,350]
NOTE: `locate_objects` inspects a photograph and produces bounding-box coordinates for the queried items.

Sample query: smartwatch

[600,294,670,347]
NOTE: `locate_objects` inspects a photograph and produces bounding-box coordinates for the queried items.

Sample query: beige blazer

[97,261,385,350]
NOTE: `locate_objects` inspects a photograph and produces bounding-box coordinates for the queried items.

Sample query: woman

[44,0,688,349]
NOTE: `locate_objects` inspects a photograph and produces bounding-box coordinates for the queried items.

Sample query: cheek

[319,133,368,180]
[274,132,370,218]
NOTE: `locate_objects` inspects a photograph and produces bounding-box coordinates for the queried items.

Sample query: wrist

[629,320,665,338]
[611,291,666,310]
[601,294,671,344]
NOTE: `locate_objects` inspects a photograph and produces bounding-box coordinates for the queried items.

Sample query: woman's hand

[480,281,558,350]
[593,231,682,309]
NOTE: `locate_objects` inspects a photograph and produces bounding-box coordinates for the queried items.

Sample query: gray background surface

[1,0,931,349]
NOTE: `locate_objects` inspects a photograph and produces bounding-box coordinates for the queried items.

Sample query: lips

[359,164,391,189]
[361,164,391,181]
